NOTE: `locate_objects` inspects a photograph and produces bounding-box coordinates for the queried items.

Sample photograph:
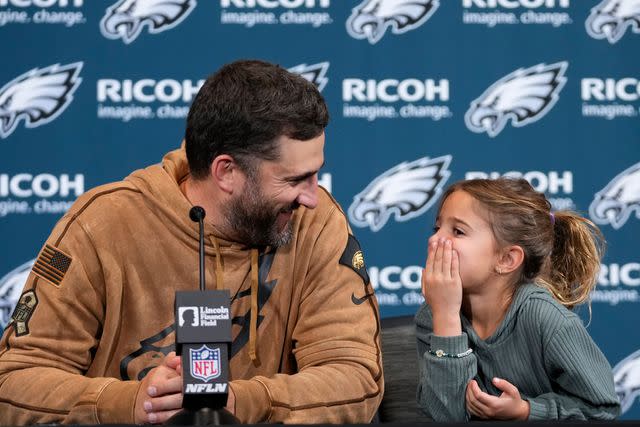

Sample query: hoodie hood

[125,145,202,244]
[124,145,242,247]
[124,145,263,365]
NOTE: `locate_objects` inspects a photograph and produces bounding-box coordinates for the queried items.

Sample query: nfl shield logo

[190,345,221,382]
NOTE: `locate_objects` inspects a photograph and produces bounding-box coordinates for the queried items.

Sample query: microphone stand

[166,206,239,425]
[167,405,239,425]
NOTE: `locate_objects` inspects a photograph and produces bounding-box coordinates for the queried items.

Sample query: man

[0,60,383,424]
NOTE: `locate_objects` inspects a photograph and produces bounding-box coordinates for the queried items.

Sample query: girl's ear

[496,245,524,275]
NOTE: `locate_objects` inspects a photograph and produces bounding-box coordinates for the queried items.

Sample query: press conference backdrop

[0,0,638,418]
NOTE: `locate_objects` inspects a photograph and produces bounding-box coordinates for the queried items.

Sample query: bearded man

[0,59,383,425]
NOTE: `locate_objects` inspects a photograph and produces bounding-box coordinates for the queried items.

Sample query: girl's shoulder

[516,283,582,329]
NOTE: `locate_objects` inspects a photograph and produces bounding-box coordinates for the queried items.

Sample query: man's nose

[297,175,318,209]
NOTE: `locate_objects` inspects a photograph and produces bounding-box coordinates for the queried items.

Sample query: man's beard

[224,179,298,248]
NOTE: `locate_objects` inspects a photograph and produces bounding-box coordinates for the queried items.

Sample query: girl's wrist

[518,399,530,420]
[431,311,462,336]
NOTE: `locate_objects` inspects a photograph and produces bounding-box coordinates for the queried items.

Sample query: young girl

[415,178,620,421]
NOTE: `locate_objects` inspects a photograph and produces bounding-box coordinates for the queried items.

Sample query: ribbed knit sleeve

[415,305,476,421]
[526,316,620,420]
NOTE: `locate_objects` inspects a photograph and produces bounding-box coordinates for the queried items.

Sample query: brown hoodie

[0,147,383,424]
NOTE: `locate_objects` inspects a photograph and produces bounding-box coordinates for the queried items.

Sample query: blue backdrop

[0,0,639,419]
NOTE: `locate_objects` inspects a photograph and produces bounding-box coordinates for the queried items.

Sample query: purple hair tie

[550,212,555,226]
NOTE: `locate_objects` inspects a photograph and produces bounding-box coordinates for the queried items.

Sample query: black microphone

[166,206,238,425]
[189,206,206,292]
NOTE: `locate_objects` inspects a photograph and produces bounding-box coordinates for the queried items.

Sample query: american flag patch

[32,244,72,286]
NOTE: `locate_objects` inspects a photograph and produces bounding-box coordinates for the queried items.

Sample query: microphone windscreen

[189,206,206,222]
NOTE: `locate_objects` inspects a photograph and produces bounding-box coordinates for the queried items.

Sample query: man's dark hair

[185,59,329,179]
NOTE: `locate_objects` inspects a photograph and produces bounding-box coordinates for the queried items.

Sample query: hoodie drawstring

[209,236,260,366]
[211,236,225,290]
[249,248,260,366]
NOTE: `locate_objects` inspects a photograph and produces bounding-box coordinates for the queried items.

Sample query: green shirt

[416,283,620,421]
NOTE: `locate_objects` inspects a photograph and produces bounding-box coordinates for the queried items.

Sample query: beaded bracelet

[429,348,473,358]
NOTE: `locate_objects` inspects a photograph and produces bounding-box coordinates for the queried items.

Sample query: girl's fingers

[451,248,460,280]
[466,394,489,419]
[465,382,477,414]
[443,240,452,279]
[468,381,493,417]
[467,399,488,419]
[493,377,519,398]
[433,239,444,274]
[425,239,436,273]
[473,388,500,407]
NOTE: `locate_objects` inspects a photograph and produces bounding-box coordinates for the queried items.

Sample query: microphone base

[165,407,240,425]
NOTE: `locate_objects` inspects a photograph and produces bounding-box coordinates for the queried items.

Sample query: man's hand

[465,378,530,420]
[422,238,463,336]
[134,352,183,424]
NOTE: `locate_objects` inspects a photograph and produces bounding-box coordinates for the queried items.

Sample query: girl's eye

[432,226,440,233]
[453,228,465,236]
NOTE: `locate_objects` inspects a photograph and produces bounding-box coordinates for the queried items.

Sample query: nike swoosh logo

[351,292,373,305]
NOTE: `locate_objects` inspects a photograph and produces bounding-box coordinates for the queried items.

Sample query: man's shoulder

[317,185,340,206]
[64,179,145,225]
[297,186,345,223]
[292,187,356,253]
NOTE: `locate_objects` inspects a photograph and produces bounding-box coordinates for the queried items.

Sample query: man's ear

[210,154,237,194]
[496,245,525,275]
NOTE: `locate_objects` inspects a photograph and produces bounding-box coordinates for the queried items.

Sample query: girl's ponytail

[538,212,605,309]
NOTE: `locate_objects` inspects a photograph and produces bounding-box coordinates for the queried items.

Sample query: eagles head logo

[346,0,439,44]
[0,260,34,330]
[589,162,640,229]
[288,62,329,93]
[464,62,567,138]
[586,0,640,44]
[613,349,640,414]
[0,63,83,140]
[100,0,197,44]
[348,155,452,232]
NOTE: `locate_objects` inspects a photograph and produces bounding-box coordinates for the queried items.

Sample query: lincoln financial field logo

[346,0,439,44]
[586,0,640,44]
[590,162,640,230]
[465,62,567,137]
[0,259,33,330]
[348,155,451,232]
[0,62,82,139]
[100,0,197,44]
